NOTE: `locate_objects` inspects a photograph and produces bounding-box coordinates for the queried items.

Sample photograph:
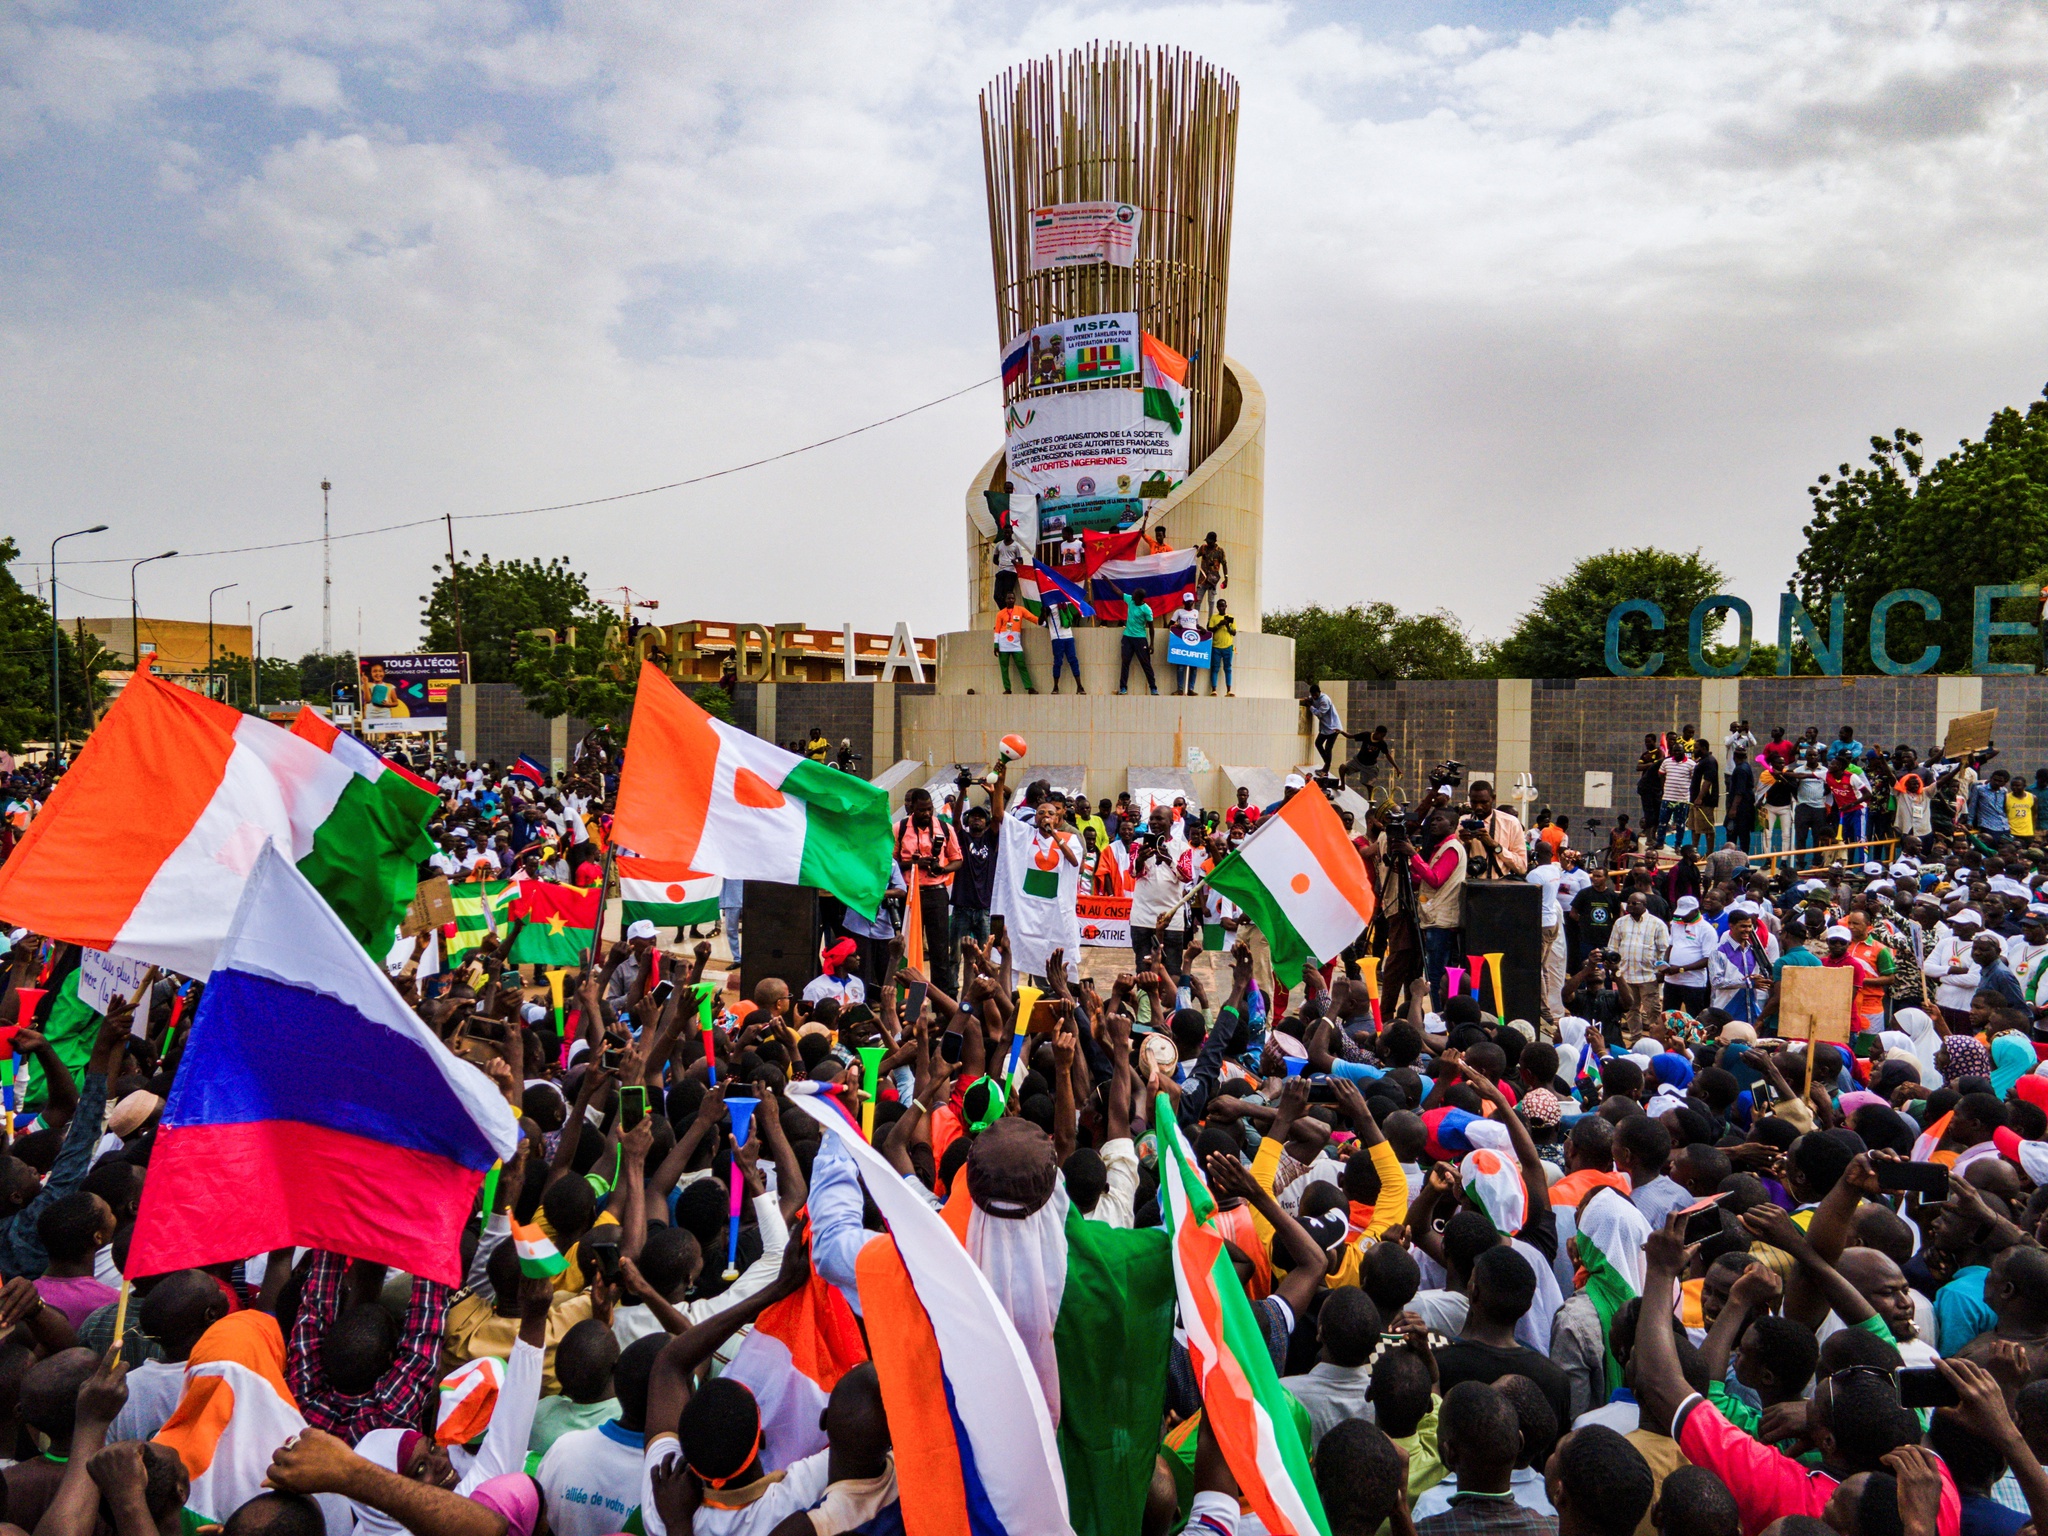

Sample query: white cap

[1868,880,1895,895]
[1862,862,1885,876]
[625,919,658,941]
[521,1002,548,1024]
[1891,860,1919,877]
[1675,896,1701,916]
[1284,774,1305,789]
[1953,909,1984,926]
[1825,924,1852,941]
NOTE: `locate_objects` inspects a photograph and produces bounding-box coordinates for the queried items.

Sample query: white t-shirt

[1045,605,1073,641]
[106,1358,186,1444]
[801,972,866,1008]
[641,1439,831,1536]
[540,1422,651,1536]
[992,537,1031,572]
[1527,863,1565,926]
[1057,536,1083,565]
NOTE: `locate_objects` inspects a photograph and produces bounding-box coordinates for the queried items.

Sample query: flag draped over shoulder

[789,1096,1071,1536]
[989,815,1081,982]
[1575,1185,1650,1397]
[154,1312,318,1527]
[507,881,600,966]
[1205,789,1375,980]
[1154,1093,1328,1536]
[614,664,892,919]
[725,1234,870,1472]
[0,672,438,975]
[128,844,519,1285]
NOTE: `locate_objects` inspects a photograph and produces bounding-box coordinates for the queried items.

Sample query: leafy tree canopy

[0,541,111,752]
[1492,547,1727,678]
[420,553,613,685]
[1264,602,1491,682]
[1794,387,2048,673]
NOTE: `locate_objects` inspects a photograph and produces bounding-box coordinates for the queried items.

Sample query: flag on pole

[617,857,720,928]
[0,672,442,975]
[445,880,516,960]
[511,754,548,787]
[613,663,892,918]
[1204,788,1376,980]
[127,844,520,1285]
[1017,560,1096,622]
[1154,1092,1328,1536]
[1140,333,1189,436]
[1086,537,1200,625]
[506,882,601,966]
[511,1219,568,1279]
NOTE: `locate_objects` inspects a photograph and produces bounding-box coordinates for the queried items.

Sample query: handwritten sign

[78,949,152,1019]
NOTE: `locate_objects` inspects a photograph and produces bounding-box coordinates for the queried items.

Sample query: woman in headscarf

[1939,1033,1991,1086]
[1990,1032,2035,1101]
[1645,1052,1696,1117]
[1894,1006,1945,1090]
[266,1428,525,1536]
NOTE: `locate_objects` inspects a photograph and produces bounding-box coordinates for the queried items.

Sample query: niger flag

[1205,787,1375,979]
[507,880,600,966]
[614,665,892,918]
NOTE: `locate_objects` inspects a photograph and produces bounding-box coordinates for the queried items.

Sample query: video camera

[1429,759,1465,791]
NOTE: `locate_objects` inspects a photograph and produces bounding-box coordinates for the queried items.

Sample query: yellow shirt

[2010,790,2036,838]
[439,1289,595,1397]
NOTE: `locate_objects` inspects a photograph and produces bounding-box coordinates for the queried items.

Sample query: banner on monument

[1028,202,1140,272]
[1003,391,1187,521]
[360,653,467,734]
[1001,312,1140,392]
[1077,894,1132,947]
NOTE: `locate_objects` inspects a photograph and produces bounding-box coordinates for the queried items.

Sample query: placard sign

[1943,709,1998,757]
[78,948,151,1017]
[1776,964,1855,1047]
[1077,894,1132,946]
[1166,624,1212,668]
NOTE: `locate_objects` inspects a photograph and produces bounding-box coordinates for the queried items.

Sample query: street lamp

[207,584,239,703]
[49,524,109,764]
[254,605,293,714]
[128,551,179,675]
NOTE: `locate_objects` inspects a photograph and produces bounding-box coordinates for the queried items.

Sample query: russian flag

[128,842,520,1287]
[790,1097,1070,1536]
[1086,532,1197,624]
[512,754,548,786]
[1001,335,1029,389]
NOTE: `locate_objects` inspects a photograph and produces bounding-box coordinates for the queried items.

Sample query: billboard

[1003,390,1187,523]
[1028,202,1140,272]
[1003,312,1140,392]
[359,653,467,734]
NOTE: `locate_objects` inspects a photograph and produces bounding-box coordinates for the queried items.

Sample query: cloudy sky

[6,0,2048,659]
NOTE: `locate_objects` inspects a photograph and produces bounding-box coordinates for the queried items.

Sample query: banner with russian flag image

[127,842,520,1286]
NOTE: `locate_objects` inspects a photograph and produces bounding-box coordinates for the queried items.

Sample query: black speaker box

[1461,880,1544,1024]
[740,882,819,1003]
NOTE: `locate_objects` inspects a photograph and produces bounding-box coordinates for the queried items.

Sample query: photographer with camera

[1462,780,1527,877]
[894,787,963,994]
[1561,945,1628,1033]
[1129,804,1197,981]
[1407,804,1466,1014]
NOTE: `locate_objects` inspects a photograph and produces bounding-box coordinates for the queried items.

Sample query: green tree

[1492,548,1727,678]
[420,553,612,684]
[1263,602,1490,682]
[512,627,636,728]
[296,650,357,707]
[214,652,302,712]
[0,541,56,751]
[1792,387,2048,672]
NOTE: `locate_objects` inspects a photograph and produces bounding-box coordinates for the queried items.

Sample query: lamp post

[255,605,293,715]
[128,550,179,676]
[207,584,239,703]
[48,525,109,764]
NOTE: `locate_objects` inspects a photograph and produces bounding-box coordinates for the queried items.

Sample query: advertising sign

[1004,390,1187,519]
[360,653,467,734]
[1028,202,1140,272]
[1077,894,1132,947]
[1006,312,1140,391]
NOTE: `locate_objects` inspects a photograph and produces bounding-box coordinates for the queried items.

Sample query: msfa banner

[1003,312,1139,391]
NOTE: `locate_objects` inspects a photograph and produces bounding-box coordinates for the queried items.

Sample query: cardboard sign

[1943,709,1998,757]
[402,877,457,937]
[78,949,153,1017]
[1776,964,1855,1046]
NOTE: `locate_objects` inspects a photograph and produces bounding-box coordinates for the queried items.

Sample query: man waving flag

[1203,783,1375,979]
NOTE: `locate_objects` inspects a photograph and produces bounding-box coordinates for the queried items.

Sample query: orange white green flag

[612,664,891,918]
[1154,1092,1328,1536]
[1202,784,1376,978]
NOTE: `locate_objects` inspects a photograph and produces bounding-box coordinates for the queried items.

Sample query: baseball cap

[1674,896,1700,916]
[1284,774,1305,789]
[625,919,658,941]
[1824,924,1852,942]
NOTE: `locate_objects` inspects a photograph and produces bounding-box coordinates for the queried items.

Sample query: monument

[899,44,1313,808]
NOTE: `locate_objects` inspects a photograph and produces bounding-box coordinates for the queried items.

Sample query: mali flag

[507,881,600,966]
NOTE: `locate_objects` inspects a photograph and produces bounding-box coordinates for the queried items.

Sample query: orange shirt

[1549,1168,1633,1207]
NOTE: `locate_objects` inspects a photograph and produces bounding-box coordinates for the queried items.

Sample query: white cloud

[6,0,2048,661]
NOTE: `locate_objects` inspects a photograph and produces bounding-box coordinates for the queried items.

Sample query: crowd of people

[2,709,2048,1536]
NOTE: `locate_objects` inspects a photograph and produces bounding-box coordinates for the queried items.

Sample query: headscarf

[964,1179,1071,1420]
[1650,1054,1695,1091]
[1991,1033,2034,1100]
[351,1432,418,1536]
[469,1475,543,1536]
[1520,1088,1563,1128]
[1895,1008,1945,1089]
[1943,1034,1990,1082]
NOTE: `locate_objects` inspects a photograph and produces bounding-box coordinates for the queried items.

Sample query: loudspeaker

[740,882,819,1004]
[1460,881,1545,1024]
